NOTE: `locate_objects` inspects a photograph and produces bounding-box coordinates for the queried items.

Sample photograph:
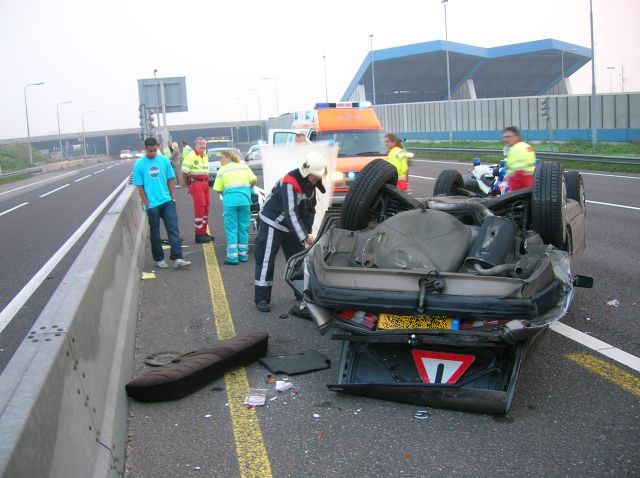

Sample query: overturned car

[286,159,591,414]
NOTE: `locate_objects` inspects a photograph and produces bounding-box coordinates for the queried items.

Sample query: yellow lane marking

[203,240,273,478]
[566,353,640,398]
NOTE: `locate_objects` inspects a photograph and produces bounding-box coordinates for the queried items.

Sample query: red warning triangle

[411,350,475,384]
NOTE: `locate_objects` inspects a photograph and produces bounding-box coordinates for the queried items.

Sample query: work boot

[205,233,215,241]
[224,260,238,266]
[173,259,192,269]
[256,301,271,313]
[289,303,313,321]
[195,234,212,244]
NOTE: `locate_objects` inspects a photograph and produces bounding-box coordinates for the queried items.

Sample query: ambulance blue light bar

[314,101,373,109]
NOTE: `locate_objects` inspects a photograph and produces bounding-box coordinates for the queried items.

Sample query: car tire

[433,170,464,196]
[532,161,566,249]
[565,170,585,209]
[340,159,398,231]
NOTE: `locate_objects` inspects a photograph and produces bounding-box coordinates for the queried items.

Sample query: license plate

[378,314,459,330]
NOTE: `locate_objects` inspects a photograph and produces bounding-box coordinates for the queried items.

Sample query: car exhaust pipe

[427,200,493,221]
[473,262,523,276]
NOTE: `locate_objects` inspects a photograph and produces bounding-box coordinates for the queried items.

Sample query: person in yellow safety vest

[212,150,257,265]
[383,133,413,191]
[162,141,172,158]
[502,126,536,191]
[182,137,213,243]
[181,141,193,160]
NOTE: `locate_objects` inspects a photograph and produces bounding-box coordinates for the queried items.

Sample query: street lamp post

[322,56,329,102]
[589,0,597,151]
[23,82,45,164]
[369,35,376,105]
[247,88,262,120]
[606,66,615,93]
[442,0,453,143]
[261,77,280,117]
[56,101,72,159]
[153,69,161,129]
[81,110,95,157]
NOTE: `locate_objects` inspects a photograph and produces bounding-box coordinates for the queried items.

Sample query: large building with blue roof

[342,39,592,104]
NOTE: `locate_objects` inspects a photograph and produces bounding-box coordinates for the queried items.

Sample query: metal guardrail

[409,147,640,165]
[0,167,42,179]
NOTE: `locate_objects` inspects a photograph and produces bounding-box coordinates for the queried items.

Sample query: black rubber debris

[144,352,182,367]
[126,331,268,402]
[260,350,331,375]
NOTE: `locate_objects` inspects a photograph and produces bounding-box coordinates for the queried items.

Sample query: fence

[267,93,640,142]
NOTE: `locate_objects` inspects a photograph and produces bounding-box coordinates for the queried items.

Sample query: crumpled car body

[285,160,590,414]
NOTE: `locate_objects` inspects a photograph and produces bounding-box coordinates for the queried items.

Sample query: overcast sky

[1,0,638,140]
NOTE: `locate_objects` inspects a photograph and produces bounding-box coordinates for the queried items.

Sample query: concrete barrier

[0,184,146,477]
[40,155,111,173]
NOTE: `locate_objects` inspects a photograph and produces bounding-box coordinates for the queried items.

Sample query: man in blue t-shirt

[133,137,191,269]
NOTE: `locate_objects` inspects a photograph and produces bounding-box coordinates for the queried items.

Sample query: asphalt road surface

[127,159,639,478]
[0,160,131,371]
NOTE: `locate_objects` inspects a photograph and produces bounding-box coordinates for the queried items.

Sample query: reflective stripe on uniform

[213,162,256,192]
[259,213,289,232]
[258,227,275,286]
[286,184,306,241]
[254,280,273,286]
[182,151,209,175]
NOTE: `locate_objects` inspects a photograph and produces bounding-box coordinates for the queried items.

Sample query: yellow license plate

[378,314,459,330]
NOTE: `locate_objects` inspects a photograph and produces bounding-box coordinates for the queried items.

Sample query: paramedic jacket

[258,168,325,241]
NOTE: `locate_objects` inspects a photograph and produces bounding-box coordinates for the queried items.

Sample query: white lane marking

[74,175,92,183]
[94,169,106,174]
[0,161,114,198]
[0,177,128,335]
[410,174,436,181]
[581,172,640,180]
[550,322,640,373]
[105,165,114,170]
[0,202,29,217]
[413,159,469,166]
[586,200,640,211]
[39,184,70,198]
[0,171,76,197]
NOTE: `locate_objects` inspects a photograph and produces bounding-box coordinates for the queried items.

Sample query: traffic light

[540,97,550,118]
[147,109,155,134]
[138,104,147,139]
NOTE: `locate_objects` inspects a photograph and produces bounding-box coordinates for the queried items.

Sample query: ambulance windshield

[316,131,386,157]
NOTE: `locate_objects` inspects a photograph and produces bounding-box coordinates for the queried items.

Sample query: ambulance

[268,101,389,195]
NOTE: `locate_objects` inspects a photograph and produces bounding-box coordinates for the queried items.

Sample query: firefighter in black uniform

[254,152,328,312]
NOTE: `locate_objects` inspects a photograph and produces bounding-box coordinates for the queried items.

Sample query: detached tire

[433,170,464,196]
[565,170,586,209]
[341,159,398,231]
[532,161,566,249]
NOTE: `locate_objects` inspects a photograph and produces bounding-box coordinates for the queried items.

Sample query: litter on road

[140,272,156,280]
[607,299,620,307]
[276,380,293,392]
[244,389,268,407]
[259,350,331,375]
[414,410,430,420]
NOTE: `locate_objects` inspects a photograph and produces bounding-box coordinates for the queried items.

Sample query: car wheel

[532,161,566,249]
[463,176,481,193]
[565,170,586,211]
[433,170,464,196]
[340,159,398,231]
